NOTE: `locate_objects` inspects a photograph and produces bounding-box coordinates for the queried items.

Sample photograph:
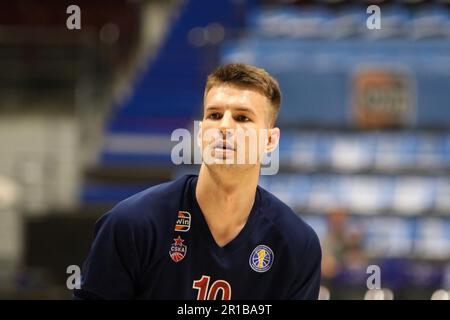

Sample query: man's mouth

[212,140,235,151]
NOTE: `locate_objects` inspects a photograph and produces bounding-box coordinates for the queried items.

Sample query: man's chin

[206,158,237,166]
[203,160,259,171]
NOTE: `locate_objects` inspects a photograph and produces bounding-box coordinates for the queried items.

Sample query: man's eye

[208,113,221,120]
[236,115,250,122]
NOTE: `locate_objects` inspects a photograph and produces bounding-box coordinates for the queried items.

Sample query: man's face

[199,84,276,167]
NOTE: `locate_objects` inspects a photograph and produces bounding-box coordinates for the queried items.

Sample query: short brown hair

[204,63,282,126]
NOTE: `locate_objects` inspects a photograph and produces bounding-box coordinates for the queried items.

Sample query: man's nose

[219,111,234,136]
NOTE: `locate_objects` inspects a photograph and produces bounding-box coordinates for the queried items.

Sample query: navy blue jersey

[74,175,321,300]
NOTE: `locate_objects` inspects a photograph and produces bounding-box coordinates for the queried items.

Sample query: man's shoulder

[101,174,195,225]
[258,185,320,252]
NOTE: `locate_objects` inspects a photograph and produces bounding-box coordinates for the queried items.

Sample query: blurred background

[0,0,449,300]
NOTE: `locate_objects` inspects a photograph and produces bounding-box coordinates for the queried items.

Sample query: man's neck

[195,164,259,247]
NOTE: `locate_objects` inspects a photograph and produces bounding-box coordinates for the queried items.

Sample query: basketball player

[74,64,322,299]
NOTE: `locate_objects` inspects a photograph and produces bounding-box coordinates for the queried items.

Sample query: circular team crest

[249,245,274,273]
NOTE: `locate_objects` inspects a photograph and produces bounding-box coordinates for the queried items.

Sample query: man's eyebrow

[234,107,256,116]
[204,106,222,112]
[205,105,256,116]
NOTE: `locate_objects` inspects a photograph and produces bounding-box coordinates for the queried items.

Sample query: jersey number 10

[192,275,231,300]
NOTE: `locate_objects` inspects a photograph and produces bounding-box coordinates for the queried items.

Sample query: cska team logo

[169,236,187,262]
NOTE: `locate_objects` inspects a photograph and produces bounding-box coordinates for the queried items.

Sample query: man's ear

[265,127,280,153]
[197,121,203,149]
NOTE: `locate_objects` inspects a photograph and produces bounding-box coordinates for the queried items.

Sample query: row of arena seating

[248,4,450,39]
[279,131,450,172]
[304,214,450,259]
[258,173,450,214]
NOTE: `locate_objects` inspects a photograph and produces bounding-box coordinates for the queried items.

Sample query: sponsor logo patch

[175,211,191,232]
